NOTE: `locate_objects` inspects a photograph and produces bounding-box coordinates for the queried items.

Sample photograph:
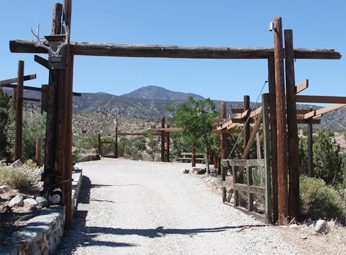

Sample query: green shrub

[22,114,46,161]
[72,148,82,165]
[0,165,42,194]
[300,176,345,220]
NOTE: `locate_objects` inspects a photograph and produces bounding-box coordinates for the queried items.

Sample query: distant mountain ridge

[3,85,346,129]
[122,85,204,101]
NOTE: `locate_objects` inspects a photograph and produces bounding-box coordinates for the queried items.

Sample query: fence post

[262,93,272,224]
[35,138,43,167]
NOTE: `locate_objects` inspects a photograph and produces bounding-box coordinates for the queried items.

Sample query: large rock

[9,194,24,207]
[24,198,38,207]
[11,159,23,168]
[314,219,328,234]
[36,196,48,207]
[0,185,9,194]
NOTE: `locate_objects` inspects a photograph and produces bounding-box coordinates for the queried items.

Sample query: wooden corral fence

[8,0,343,227]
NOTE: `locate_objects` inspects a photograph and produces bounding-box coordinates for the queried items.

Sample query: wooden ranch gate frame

[9,0,342,228]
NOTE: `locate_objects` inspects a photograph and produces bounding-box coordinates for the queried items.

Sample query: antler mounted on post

[31,22,69,69]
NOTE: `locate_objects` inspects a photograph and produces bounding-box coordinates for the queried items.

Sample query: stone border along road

[56,158,300,255]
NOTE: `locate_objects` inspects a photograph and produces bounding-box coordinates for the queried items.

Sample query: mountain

[3,86,346,130]
[121,85,204,101]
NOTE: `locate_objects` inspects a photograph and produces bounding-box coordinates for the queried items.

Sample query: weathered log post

[273,17,289,224]
[268,57,278,223]
[98,134,102,156]
[166,124,170,162]
[14,60,24,161]
[160,117,165,162]
[307,119,314,177]
[285,29,300,221]
[115,125,118,158]
[192,143,196,167]
[35,138,43,167]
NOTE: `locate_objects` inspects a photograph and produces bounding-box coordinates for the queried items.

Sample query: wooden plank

[262,93,272,223]
[285,29,300,221]
[14,61,24,161]
[296,95,346,104]
[166,124,170,162]
[234,183,265,196]
[34,55,49,69]
[243,96,250,157]
[295,79,309,94]
[0,74,36,86]
[304,104,346,119]
[273,17,289,225]
[10,40,342,59]
[242,111,263,159]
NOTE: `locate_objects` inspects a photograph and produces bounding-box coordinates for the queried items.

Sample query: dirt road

[57,158,299,255]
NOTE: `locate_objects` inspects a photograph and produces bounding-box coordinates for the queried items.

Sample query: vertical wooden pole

[63,0,74,229]
[192,142,196,167]
[35,138,43,167]
[42,3,63,200]
[160,117,165,162]
[256,133,262,159]
[307,121,313,177]
[262,93,272,223]
[243,96,250,157]
[14,60,24,161]
[273,17,289,224]
[115,125,118,158]
[220,102,228,159]
[268,57,278,223]
[98,134,102,156]
[285,29,300,221]
[166,124,170,162]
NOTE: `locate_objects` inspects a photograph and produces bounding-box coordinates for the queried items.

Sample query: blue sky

[0,0,345,102]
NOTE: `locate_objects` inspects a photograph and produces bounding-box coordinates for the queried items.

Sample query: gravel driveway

[57,158,300,255]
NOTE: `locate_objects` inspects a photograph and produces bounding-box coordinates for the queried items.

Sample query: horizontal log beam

[296,95,346,104]
[1,84,82,97]
[0,74,36,86]
[10,40,341,60]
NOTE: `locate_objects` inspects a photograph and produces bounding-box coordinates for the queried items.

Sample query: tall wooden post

[14,60,24,161]
[98,134,102,156]
[285,29,300,221]
[42,3,63,205]
[243,95,250,157]
[160,117,165,162]
[115,125,118,158]
[192,143,196,167]
[262,93,272,223]
[268,57,278,223]
[220,102,228,160]
[35,138,43,167]
[307,121,314,177]
[273,17,289,224]
[166,124,170,162]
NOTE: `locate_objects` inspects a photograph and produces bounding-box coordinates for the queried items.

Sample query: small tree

[313,130,344,186]
[169,97,219,173]
[0,90,10,157]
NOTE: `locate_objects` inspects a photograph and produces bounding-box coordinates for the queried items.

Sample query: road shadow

[57,175,266,254]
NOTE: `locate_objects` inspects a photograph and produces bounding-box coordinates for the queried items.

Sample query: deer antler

[31,22,70,57]
[31,23,56,56]
[55,22,69,56]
